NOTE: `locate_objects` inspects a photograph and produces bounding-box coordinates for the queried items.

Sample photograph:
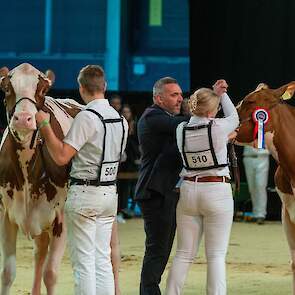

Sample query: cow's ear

[45,69,55,86]
[0,67,9,91]
[245,83,269,102]
[255,83,269,91]
[0,67,9,78]
[279,82,295,101]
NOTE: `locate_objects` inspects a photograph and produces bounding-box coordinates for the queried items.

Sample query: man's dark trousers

[139,190,179,295]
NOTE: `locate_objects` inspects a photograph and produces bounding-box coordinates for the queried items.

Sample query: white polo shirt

[64,98,128,180]
[176,93,239,178]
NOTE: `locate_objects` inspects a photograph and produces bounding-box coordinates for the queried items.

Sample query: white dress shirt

[64,98,128,180]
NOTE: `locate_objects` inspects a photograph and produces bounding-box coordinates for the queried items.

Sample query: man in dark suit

[135,77,189,295]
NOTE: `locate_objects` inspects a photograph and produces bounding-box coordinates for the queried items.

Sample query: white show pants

[165,180,233,295]
[243,155,269,218]
[65,184,117,295]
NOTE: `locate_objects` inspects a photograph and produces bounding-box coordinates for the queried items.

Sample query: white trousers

[243,156,269,218]
[65,185,117,295]
[165,181,233,295]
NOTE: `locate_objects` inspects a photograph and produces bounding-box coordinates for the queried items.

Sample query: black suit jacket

[135,104,189,201]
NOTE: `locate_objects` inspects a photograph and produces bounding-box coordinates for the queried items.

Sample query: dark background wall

[124,0,189,91]
[0,0,190,128]
[0,1,106,90]
[0,0,189,92]
[189,0,295,102]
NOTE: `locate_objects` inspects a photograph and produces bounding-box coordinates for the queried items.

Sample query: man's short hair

[153,77,178,98]
[77,65,106,95]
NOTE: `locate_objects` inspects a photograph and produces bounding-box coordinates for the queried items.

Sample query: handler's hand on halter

[36,110,51,128]
[213,79,228,97]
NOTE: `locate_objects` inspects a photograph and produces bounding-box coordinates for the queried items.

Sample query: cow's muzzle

[12,111,36,130]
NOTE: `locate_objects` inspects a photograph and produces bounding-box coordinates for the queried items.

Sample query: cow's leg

[43,214,66,295]
[32,232,49,295]
[277,189,295,295]
[0,211,18,295]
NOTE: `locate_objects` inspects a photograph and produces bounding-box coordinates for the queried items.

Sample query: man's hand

[228,128,239,142]
[213,79,228,97]
[36,110,50,126]
[228,131,237,141]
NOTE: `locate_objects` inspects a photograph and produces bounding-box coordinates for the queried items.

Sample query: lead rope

[228,142,240,195]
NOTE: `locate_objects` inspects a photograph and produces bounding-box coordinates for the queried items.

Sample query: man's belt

[183,176,230,183]
[69,177,99,186]
[69,177,117,186]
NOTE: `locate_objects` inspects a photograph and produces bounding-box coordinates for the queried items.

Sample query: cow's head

[236,82,295,145]
[0,63,55,144]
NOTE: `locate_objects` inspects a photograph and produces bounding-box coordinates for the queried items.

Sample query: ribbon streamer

[252,108,269,149]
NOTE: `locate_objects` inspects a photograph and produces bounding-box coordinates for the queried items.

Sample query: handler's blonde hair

[188,88,220,117]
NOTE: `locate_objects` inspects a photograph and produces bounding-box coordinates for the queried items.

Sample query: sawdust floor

[9,218,292,295]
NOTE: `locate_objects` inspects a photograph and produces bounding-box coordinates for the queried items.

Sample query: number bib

[100,162,119,182]
[186,150,215,169]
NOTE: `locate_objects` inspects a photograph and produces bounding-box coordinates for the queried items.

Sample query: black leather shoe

[121,208,135,219]
[256,217,265,225]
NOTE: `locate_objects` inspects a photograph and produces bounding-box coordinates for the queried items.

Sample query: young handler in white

[36,65,128,295]
[165,80,239,295]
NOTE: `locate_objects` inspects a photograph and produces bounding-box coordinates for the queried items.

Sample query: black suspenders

[85,109,125,186]
[207,121,219,166]
[182,121,228,171]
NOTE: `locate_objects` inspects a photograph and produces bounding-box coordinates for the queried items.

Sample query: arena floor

[10,218,291,295]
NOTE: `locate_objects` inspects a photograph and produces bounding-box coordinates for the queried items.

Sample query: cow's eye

[4,86,10,95]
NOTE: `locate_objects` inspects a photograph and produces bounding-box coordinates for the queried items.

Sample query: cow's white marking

[45,97,83,136]
[277,188,295,223]
[10,65,39,113]
[264,131,278,162]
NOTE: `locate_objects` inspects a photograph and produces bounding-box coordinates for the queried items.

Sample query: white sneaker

[117,213,126,224]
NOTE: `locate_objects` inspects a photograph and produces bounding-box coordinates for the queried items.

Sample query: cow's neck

[17,147,36,169]
[271,103,295,180]
[15,140,38,192]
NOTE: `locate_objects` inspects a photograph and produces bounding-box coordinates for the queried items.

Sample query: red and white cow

[0,63,81,295]
[236,81,295,294]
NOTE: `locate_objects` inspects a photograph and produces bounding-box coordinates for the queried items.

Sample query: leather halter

[5,76,46,150]
[238,99,285,128]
